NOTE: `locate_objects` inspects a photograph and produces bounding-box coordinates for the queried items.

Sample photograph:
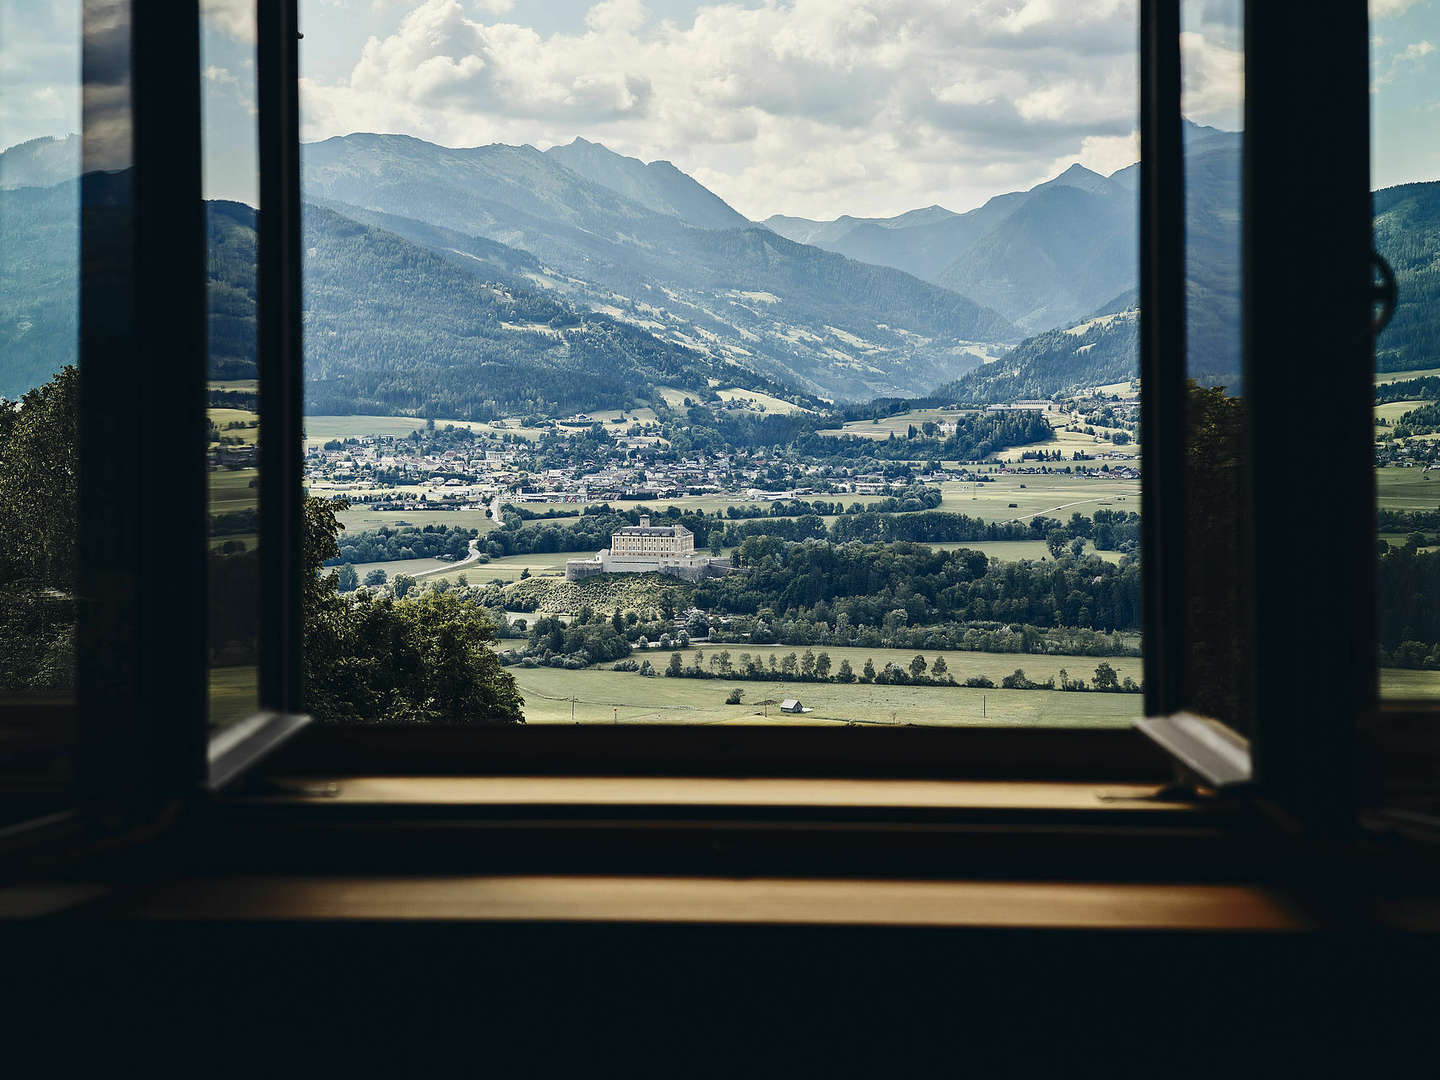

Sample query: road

[412,536,484,580]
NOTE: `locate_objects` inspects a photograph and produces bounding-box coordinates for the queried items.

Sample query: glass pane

[1373,2,1440,699]
[0,0,82,809]
[203,0,260,727]
[1179,0,1255,735]
[298,1,1143,727]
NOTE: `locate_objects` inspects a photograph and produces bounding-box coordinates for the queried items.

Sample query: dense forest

[1373,181,1440,373]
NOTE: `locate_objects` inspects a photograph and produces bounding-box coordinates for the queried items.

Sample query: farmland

[512,659,1141,727]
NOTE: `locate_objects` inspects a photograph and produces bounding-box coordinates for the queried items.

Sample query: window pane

[1373,3,1440,699]
[0,0,82,808]
[203,0,260,728]
[298,1,1144,727]
[1179,0,1255,735]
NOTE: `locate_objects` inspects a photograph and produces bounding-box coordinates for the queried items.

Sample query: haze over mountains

[3,120,1437,411]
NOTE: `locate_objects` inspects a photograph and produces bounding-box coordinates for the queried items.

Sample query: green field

[335,506,497,534]
[209,468,259,511]
[930,539,1128,564]
[936,472,1138,523]
[1379,668,1440,699]
[513,653,1141,728]
[1376,367,1440,385]
[1376,466,1440,513]
[302,414,550,449]
[1375,400,1430,426]
[209,664,258,729]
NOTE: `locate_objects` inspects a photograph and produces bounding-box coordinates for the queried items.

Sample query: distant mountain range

[300,133,1018,402]
[4,122,1437,412]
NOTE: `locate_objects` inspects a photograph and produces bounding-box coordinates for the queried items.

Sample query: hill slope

[1374,180,1440,373]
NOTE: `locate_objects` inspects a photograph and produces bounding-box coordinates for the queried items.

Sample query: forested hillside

[205,200,797,418]
[1374,180,1440,373]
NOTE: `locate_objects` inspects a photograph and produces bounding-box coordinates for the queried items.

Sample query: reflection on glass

[1372,5,1440,699]
[203,0,260,727]
[1179,0,1255,735]
[0,1,82,707]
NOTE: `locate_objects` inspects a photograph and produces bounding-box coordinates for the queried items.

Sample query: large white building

[566,516,731,582]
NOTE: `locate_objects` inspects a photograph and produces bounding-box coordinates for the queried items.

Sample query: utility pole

[570,696,576,723]
[983,695,987,719]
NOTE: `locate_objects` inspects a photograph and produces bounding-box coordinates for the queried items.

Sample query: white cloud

[202,0,256,44]
[1371,0,1422,17]
[301,0,1155,218]
[1179,28,1244,130]
[204,65,237,86]
[1373,38,1435,89]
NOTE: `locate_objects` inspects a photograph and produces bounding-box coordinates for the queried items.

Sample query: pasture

[512,660,1140,727]
[1376,466,1440,513]
[1380,668,1440,699]
[936,472,1138,523]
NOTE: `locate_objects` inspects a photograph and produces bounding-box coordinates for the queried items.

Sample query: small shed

[780,699,807,714]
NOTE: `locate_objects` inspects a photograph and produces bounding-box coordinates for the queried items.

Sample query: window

[1372,2,1440,702]
[0,0,1398,835]
[293,0,1151,730]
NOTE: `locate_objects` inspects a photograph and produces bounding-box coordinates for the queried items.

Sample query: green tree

[814,651,832,679]
[1092,661,1120,691]
[336,563,359,593]
[835,658,854,683]
[363,568,388,587]
[861,658,876,683]
[725,688,744,705]
[667,652,684,677]
[910,654,928,678]
[930,656,948,680]
[392,574,416,599]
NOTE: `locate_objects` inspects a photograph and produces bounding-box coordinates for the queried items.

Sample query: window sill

[101,873,1311,931]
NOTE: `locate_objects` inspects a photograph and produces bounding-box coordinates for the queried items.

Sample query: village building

[566,516,731,582]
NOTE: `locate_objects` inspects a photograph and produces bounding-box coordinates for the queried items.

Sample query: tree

[667,652,684,677]
[456,573,468,587]
[336,563,359,593]
[725,688,744,705]
[910,654,928,678]
[392,573,416,599]
[612,610,625,634]
[364,568,388,586]
[1093,661,1120,692]
[930,656,948,681]
[781,652,798,675]
[835,658,855,683]
[520,567,531,579]
[638,659,655,677]
[861,658,877,683]
[301,498,522,726]
[800,649,816,678]
[814,651,832,680]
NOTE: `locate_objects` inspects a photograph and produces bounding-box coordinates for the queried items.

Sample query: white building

[566,516,731,582]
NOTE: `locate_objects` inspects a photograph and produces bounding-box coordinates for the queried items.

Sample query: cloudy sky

[2,0,1437,218]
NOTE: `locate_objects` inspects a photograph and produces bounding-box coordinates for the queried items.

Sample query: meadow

[511,659,1141,728]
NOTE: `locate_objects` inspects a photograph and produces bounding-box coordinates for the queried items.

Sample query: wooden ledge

[249,776,1197,812]
[116,874,1308,930]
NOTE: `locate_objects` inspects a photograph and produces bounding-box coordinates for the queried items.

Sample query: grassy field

[1376,367,1440,385]
[335,506,497,534]
[209,468,259,511]
[210,407,260,444]
[209,664,258,729]
[715,388,814,414]
[1375,400,1430,427]
[816,403,1139,462]
[1380,668,1440,699]
[302,414,554,449]
[929,539,1128,564]
[937,472,1139,523]
[512,657,1140,727]
[1376,466,1440,513]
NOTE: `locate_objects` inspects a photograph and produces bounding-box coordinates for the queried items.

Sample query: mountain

[301,133,1017,401]
[933,124,1247,402]
[1374,180,1440,373]
[936,172,1136,333]
[765,161,1134,333]
[206,199,808,418]
[0,180,78,397]
[542,137,750,230]
[0,135,80,191]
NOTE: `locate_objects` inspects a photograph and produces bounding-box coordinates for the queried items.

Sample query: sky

[1,0,1437,217]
